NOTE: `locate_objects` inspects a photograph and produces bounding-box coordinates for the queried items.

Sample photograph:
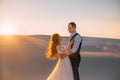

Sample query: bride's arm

[57,45,72,56]
[57,45,66,59]
[57,43,74,57]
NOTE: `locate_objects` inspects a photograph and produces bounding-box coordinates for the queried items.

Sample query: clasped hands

[59,51,68,59]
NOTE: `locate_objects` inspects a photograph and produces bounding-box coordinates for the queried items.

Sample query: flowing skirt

[47,56,74,80]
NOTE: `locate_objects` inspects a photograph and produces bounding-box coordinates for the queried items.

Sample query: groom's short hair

[68,22,76,28]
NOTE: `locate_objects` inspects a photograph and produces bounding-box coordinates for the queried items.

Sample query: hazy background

[0,0,120,80]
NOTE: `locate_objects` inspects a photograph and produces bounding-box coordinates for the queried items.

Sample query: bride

[46,33,74,80]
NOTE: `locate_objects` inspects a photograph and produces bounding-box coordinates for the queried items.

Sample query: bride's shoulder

[56,45,60,50]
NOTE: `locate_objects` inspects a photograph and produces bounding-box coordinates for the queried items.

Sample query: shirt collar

[69,32,77,41]
[70,31,77,37]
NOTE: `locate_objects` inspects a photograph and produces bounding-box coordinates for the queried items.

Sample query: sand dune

[0,35,120,80]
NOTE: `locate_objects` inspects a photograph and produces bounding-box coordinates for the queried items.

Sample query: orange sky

[0,0,120,39]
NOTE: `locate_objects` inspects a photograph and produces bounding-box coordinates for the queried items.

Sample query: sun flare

[0,23,17,35]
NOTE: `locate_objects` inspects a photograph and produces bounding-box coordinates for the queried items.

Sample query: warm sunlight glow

[0,23,17,35]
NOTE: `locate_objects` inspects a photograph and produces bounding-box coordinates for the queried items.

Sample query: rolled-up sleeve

[71,35,81,53]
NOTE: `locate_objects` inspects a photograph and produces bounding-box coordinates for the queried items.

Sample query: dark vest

[69,33,82,62]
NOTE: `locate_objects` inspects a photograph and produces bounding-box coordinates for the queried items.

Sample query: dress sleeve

[56,45,62,54]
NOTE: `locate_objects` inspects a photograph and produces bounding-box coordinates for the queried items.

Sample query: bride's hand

[62,49,72,56]
[59,54,67,59]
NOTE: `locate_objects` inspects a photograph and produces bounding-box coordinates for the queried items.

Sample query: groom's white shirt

[69,32,82,54]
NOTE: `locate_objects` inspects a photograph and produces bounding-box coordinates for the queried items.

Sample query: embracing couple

[46,22,82,80]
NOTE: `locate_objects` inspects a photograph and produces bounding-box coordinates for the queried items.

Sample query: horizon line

[0,34,120,40]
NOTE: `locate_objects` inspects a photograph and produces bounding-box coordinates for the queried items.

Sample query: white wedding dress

[47,46,74,80]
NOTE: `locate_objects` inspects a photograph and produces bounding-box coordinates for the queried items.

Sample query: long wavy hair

[46,33,60,59]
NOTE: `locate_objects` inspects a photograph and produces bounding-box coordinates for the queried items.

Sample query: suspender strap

[70,33,79,41]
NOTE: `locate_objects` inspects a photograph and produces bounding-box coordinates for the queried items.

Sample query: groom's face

[68,24,75,33]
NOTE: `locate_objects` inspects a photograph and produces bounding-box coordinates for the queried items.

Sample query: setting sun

[0,23,17,35]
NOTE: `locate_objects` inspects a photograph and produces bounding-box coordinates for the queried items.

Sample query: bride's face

[58,35,63,44]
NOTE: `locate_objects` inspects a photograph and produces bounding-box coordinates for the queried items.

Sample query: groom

[62,22,82,80]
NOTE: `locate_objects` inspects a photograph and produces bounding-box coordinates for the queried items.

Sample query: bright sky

[0,0,120,39]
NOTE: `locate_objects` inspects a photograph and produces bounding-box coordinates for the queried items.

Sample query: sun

[0,23,17,35]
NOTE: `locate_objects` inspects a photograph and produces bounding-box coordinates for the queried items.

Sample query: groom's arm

[71,35,81,54]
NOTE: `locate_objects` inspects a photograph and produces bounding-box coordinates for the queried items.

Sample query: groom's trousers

[69,53,81,80]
